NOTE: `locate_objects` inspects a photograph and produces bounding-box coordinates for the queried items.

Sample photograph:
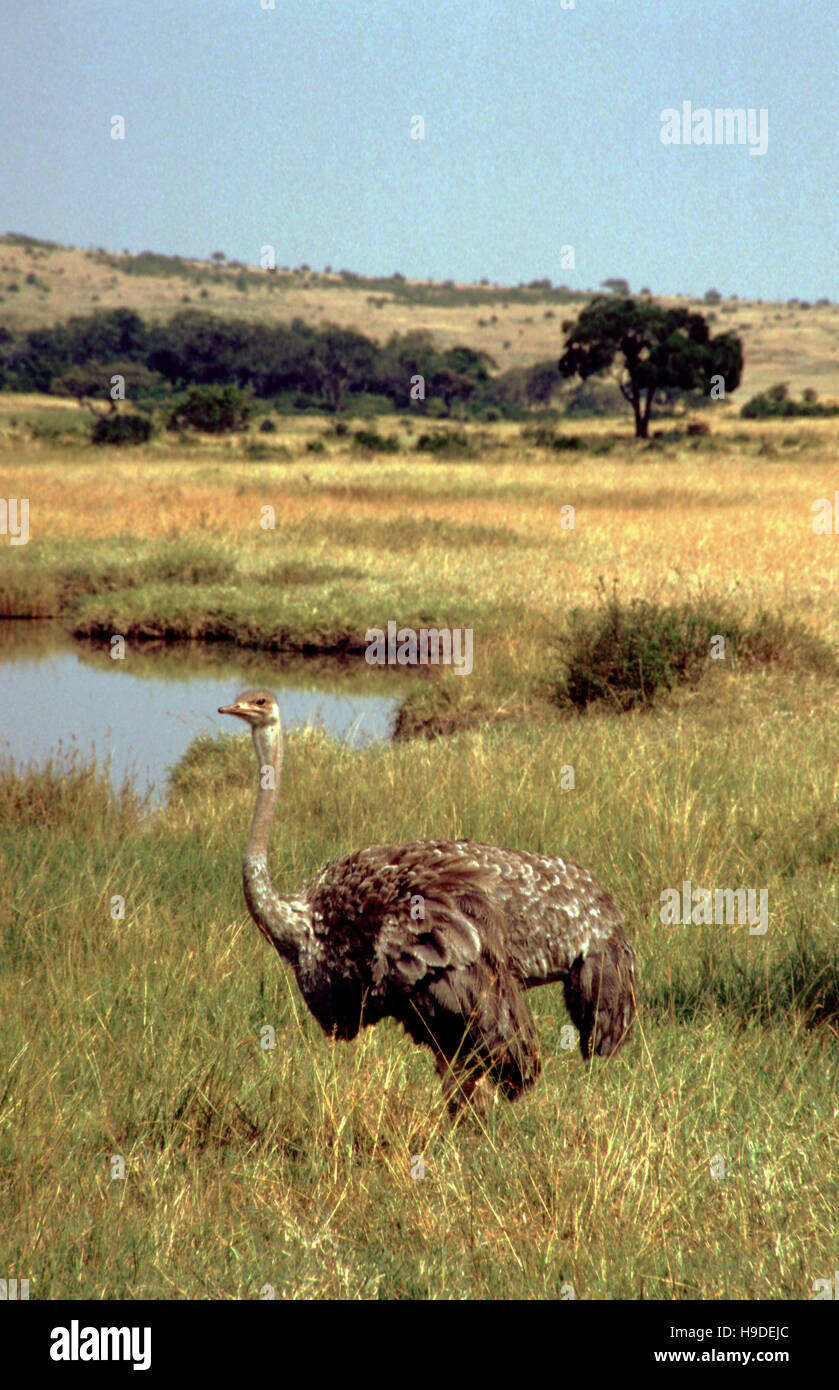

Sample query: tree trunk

[641,386,656,438]
[631,387,656,438]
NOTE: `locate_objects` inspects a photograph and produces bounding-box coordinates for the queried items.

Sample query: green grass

[1,703,837,1300]
[0,529,531,664]
[1,416,838,1299]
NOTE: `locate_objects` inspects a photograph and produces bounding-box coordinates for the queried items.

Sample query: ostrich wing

[446,841,630,985]
[448,842,636,1058]
[306,841,541,1093]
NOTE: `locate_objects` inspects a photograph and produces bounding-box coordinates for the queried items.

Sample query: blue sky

[1,0,836,300]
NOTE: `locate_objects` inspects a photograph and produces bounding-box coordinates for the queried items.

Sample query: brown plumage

[219,689,636,1113]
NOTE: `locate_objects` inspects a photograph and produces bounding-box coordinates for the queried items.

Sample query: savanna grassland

[1,400,837,1301]
[4,231,839,396]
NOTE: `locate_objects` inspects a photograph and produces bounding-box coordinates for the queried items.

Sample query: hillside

[1,232,837,400]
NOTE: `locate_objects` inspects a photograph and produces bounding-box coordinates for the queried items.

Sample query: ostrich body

[219,689,636,1111]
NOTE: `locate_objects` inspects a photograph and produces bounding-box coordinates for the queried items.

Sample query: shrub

[562,379,626,416]
[167,384,252,433]
[557,587,725,710]
[556,583,837,711]
[521,426,583,451]
[90,412,153,446]
[352,428,399,453]
[740,383,839,419]
[345,393,397,419]
[414,429,472,455]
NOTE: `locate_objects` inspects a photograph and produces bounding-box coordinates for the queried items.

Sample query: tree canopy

[0,307,506,418]
[559,296,743,437]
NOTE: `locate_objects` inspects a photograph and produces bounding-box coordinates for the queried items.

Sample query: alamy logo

[0,1278,29,1299]
[660,880,768,935]
[0,497,29,545]
[365,621,473,676]
[50,1321,151,1371]
[660,103,769,156]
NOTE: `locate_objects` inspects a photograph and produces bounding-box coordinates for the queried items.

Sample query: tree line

[0,308,539,418]
[0,297,745,434]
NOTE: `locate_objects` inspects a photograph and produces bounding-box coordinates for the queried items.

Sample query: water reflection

[0,622,404,804]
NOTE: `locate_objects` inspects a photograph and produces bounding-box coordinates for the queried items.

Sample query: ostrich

[219,689,636,1113]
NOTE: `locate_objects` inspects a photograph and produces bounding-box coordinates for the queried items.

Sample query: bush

[90,412,153,446]
[414,429,472,455]
[344,393,396,419]
[557,583,837,711]
[558,587,727,710]
[562,379,626,416]
[167,384,252,433]
[521,426,583,451]
[352,428,399,453]
[740,383,839,419]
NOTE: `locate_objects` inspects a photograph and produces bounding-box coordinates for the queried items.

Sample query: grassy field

[1,407,837,1299]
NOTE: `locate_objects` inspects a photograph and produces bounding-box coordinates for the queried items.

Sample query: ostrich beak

[218,691,277,725]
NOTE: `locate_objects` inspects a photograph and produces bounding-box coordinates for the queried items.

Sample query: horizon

[0,230,816,306]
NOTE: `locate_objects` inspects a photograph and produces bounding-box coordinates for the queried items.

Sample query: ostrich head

[218,689,282,771]
[218,688,280,729]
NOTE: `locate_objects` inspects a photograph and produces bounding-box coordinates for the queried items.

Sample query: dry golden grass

[2,409,838,644]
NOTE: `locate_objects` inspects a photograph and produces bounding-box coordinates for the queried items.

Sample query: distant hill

[1,232,837,398]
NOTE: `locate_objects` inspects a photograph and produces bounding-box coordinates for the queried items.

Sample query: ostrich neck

[242,722,312,966]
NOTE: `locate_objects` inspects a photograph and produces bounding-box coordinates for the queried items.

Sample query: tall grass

[1,412,837,1299]
[1,699,836,1300]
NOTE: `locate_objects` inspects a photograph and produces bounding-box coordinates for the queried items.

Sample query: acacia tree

[558,296,743,437]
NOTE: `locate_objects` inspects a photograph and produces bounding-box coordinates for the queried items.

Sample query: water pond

[0,621,404,805]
